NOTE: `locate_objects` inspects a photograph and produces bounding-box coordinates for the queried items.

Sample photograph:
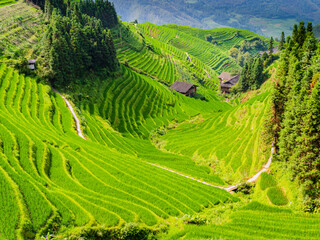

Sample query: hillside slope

[110,0,320,37]
[1,2,320,240]
[0,63,237,239]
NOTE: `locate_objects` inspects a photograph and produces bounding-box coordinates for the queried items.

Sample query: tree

[270,21,320,211]
[279,32,285,51]
[268,37,274,60]
[238,63,249,92]
[297,21,306,47]
[292,24,298,43]
[38,5,119,86]
[302,36,318,66]
[307,22,313,36]
[251,57,263,89]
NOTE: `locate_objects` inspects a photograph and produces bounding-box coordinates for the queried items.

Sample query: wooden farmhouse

[218,72,232,83]
[218,73,240,94]
[27,59,36,70]
[171,81,197,97]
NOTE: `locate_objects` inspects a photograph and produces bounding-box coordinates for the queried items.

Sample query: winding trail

[52,88,86,140]
[53,87,274,191]
[148,146,275,192]
[204,70,211,79]
[185,52,192,63]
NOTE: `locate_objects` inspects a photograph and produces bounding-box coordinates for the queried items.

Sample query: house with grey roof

[170,81,197,97]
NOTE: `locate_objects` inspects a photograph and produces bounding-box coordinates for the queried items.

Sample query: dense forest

[268,22,320,211]
[33,0,119,86]
[234,37,277,92]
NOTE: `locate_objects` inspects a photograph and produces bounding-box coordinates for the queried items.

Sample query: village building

[219,73,240,94]
[218,72,232,83]
[27,59,36,70]
[170,81,197,97]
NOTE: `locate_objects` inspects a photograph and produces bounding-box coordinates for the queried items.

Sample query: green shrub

[267,187,289,206]
[260,172,277,190]
[181,214,206,225]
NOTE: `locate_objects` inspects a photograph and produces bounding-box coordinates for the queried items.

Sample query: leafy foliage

[38,2,118,86]
[77,0,118,28]
[269,21,320,211]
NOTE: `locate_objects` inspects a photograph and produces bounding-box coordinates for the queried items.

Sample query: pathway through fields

[204,70,212,79]
[148,146,275,192]
[52,88,86,140]
[54,86,274,191]
[186,52,192,63]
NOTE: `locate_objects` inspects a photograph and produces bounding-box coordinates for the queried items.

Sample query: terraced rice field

[0,2,43,58]
[165,25,269,53]
[160,89,271,182]
[139,23,240,73]
[170,202,320,239]
[0,63,238,239]
[114,23,219,90]
[77,65,228,139]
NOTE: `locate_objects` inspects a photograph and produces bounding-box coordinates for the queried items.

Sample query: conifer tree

[297,21,306,47]
[270,21,320,211]
[279,32,285,51]
[239,63,249,92]
[307,22,313,36]
[251,57,263,89]
[268,37,274,61]
[39,3,119,86]
[292,24,298,43]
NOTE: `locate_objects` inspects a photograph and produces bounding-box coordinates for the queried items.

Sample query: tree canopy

[269,21,320,211]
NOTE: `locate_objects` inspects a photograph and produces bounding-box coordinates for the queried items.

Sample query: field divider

[52,88,86,140]
[146,145,274,192]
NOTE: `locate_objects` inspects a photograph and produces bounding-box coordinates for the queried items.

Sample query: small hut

[27,59,36,70]
[219,74,240,94]
[218,72,232,83]
[170,81,197,97]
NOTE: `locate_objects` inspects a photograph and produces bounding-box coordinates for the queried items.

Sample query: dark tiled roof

[218,72,232,80]
[219,74,240,89]
[171,81,196,93]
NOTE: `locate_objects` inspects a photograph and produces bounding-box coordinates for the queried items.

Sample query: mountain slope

[0,63,237,239]
[2,2,320,239]
[110,0,320,37]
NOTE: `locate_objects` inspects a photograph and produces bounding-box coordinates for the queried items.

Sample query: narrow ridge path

[185,52,192,63]
[148,146,275,192]
[52,88,86,140]
[204,70,211,79]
